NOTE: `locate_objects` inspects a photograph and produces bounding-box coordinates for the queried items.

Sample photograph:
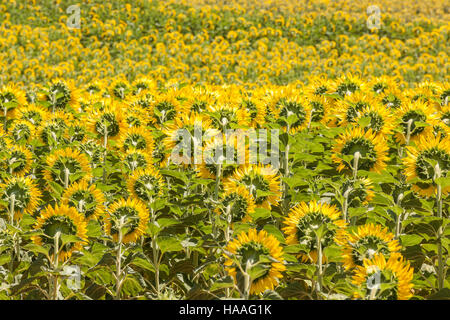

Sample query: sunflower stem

[214,163,222,201]
[3,104,7,133]
[315,236,323,297]
[434,163,444,291]
[115,216,125,300]
[352,151,361,180]
[103,120,108,183]
[342,187,351,223]
[52,231,61,300]
[150,204,160,296]
[64,167,70,189]
[9,193,15,226]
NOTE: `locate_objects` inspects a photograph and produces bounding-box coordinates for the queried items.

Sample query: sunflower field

[0,0,449,301]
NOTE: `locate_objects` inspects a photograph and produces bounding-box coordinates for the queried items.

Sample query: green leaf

[400,234,423,247]
[157,236,182,253]
[263,225,285,244]
[0,254,11,265]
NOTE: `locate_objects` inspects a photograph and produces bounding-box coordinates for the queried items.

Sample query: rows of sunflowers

[0,0,449,300]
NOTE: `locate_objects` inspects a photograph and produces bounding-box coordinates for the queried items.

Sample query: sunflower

[341,177,375,206]
[86,100,127,142]
[121,148,154,173]
[304,76,335,96]
[332,74,365,97]
[336,92,378,126]
[219,182,255,223]
[163,112,219,166]
[224,164,282,210]
[0,176,41,220]
[368,76,398,94]
[36,119,67,145]
[41,79,79,111]
[304,94,332,126]
[394,101,437,144]
[43,147,92,189]
[341,223,401,270]
[125,92,156,126]
[439,105,450,128]
[282,200,346,263]
[437,82,450,107]
[352,253,414,300]
[4,145,33,177]
[109,78,131,100]
[353,103,395,136]
[9,120,36,144]
[127,167,164,202]
[0,84,27,120]
[15,104,49,126]
[207,103,241,130]
[403,133,450,197]
[132,77,157,95]
[152,92,185,124]
[274,95,311,133]
[104,197,149,243]
[378,87,404,110]
[224,229,286,295]
[197,133,248,180]
[61,181,106,221]
[118,126,154,154]
[236,98,266,128]
[65,120,87,143]
[331,127,389,174]
[32,203,88,262]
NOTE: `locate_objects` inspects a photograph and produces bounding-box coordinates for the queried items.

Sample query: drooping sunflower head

[207,103,240,130]
[9,120,36,144]
[341,177,375,206]
[394,101,437,144]
[121,148,154,173]
[336,92,378,125]
[437,82,450,107]
[15,104,49,126]
[224,164,282,210]
[198,133,249,180]
[65,120,88,143]
[36,119,67,146]
[61,181,106,221]
[352,253,414,300]
[304,94,332,126]
[43,147,92,189]
[403,133,450,197]
[109,78,131,100]
[331,127,389,174]
[224,229,286,295]
[152,92,184,124]
[0,84,27,118]
[275,96,311,133]
[341,223,401,270]
[163,112,219,166]
[305,76,334,96]
[104,197,149,243]
[118,126,154,154]
[379,87,404,110]
[368,76,398,95]
[282,200,347,261]
[4,145,33,177]
[0,176,41,220]
[236,98,266,128]
[439,105,450,128]
[220,182,255,223]
[354,103,395,136]
[332,74,365,97]
[41,79,79,111]
[86,100,127,141]
[132,77,157,95]
[32,203,88,262]
[127,167,164,202]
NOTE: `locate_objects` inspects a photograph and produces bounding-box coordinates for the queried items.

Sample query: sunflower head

[61,181,105,221]
[4,145,33,177]
[9,120,36,144]
[104,198,149,243]
[86,100,127,141]
[394,101,437,144]
[44,147,92,189]
[224,229,286,295]
[332,127,389,174]
[0,176,41,220]
[220,183,255,223]
[42,79,79,110]
[341,177,375,206]
[341,223,401,270]
[32,203,88,262]
[118,126,154,154]
[224,165,282,210]
[275,96,310,133]
[121,148,154,173]
[352,253,414,300]
[403,133,450,197]
[127,167,164,202]
[282,201,347,262]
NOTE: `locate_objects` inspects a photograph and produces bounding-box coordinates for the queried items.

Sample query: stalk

[103,122,108,183]
[352,151,361,180]
[315,236,323,296]
[150,205,160,296]
[115,216,125,300]
[64,167,70,189]
[214,163,222,201]
[52,232,61,300]
[434,163,444,290]
[342,187,351,223]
